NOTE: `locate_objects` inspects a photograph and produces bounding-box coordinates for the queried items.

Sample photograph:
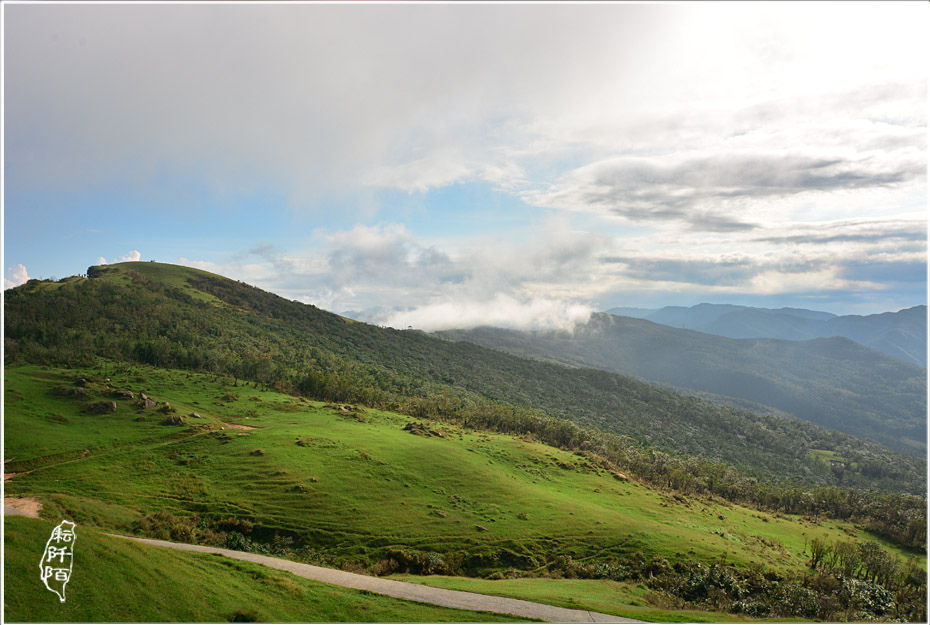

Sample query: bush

[228,608,260,622]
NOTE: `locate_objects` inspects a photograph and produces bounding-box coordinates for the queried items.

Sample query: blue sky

[4,3,927,330]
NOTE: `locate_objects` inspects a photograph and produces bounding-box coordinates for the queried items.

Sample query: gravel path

[113,534,643,623]
[3,502,642,622]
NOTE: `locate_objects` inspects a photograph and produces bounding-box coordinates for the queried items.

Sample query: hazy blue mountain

[643,303,748,328]
[608,303,926,367]
[437,312,927,455]
[603,307,658,319]
[694,306,926,367]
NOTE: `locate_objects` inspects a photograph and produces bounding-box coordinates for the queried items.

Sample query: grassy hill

[3,516,527,623]
[4,262,924,497]
[4,364,925,622]
[436,313,927,455]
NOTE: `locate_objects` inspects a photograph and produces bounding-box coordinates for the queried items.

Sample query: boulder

[115,390,135,399]
[135,397,157,410]
[83,400,116,414]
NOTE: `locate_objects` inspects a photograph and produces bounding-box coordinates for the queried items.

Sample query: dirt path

[112,535,641,623]
[221,422,257,430]
[4,496,43,517]
[2,503,640,622]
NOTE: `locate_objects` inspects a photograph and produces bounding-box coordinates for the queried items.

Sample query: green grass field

[4,363,923,621]
[3,516,529,622]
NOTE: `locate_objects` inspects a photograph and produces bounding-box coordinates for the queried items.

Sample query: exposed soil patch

[5,496,43,517]
[222,422,257,431]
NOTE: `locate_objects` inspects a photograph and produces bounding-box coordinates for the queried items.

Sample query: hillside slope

[3,262,924,494]
[436,313,927,455]
[3,516,525,623]
[4,364,926,622]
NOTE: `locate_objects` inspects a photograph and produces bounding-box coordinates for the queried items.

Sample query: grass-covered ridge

[4,262,924,498]
[5,364,925,622]
[3,516,529,623]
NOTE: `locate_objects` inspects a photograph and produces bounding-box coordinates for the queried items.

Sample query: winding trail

[113,535,640,623]
[2,501,640,622]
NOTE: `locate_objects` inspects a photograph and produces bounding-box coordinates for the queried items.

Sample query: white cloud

[375,293,592,332]
[4,264,30,289]
[95,250,142,265]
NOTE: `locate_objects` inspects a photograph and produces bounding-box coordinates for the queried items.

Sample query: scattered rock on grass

[403,422,443,437]
[83,400,116,414]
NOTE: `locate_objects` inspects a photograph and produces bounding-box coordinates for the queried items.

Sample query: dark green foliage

[228,608,261,623]
[648,552,926,621]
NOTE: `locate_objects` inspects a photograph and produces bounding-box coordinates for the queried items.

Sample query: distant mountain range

[604,304,927,367]
[437,312,927,455]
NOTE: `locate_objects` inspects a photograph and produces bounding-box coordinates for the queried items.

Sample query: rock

[115,390,134,399]
[83,401,116,414]
[140,393,149,401]
[475,524,489,532]
[75,378,87,387]
[135,397,156,410]
[190,412,200,419]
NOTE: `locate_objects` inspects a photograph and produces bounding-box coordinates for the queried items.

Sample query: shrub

[228,608,260,622]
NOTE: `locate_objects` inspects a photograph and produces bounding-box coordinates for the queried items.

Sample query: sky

[3,2,928,331]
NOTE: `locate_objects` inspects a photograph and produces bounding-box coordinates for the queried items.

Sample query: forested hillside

[4,263,925,502]
[437,313,927,455]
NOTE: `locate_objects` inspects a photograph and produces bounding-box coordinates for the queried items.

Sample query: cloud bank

[374,294,593,333]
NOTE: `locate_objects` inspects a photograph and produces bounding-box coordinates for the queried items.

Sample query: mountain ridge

[436,312,926,455]
[606,303,926,367]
